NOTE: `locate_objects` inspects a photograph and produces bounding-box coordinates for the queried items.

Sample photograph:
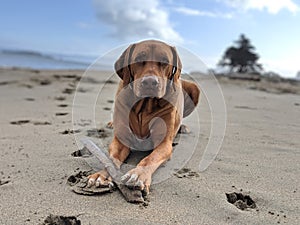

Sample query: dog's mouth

[139,87,160,98]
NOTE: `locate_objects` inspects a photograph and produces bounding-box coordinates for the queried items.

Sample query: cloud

[93,0,183,44]
[174,6,233,18]
[219,0,299,14]
[77,22,92,29]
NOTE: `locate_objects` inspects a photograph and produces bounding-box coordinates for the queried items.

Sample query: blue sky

[0,0,299,77]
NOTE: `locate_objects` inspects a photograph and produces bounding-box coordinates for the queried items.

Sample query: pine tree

[219,34,263,74]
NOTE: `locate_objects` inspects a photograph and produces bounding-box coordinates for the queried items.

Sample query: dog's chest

[129,98,172,138]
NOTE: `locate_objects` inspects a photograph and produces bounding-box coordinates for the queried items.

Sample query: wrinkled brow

[135,51,169,63]
[134,51,147,61]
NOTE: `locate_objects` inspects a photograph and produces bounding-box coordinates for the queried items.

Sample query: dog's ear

[171,46,182,80]
[114,44,135,86]
[182,80,200,118]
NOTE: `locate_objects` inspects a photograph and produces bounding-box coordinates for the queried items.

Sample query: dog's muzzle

[138,75,161,97]
[141,76,159,89]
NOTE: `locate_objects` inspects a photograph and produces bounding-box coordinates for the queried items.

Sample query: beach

[0,67,299,225]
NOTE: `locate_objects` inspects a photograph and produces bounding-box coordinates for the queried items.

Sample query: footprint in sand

[57,104,68,108]
[41,214,81,225]
[10,120,51,125]
[226,192,256,210]
[10,120,30,125]
[62,88,74,94]
[24,98,35,101]
[0,180,10,186]
[86,128,110,138]
[55,96,66,101]
[30,77,52,86]
[71,147,92,157]
[173,167,200,178]
[55,113,68,116]
[60,129,81,135]
[0,81,18,86]
[53,74,81,81]
[33,121,51,125]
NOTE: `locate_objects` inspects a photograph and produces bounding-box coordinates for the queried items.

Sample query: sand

[0,67,299,224]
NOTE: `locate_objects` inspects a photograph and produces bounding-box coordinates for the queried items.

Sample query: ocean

[3,48,296,80]
[0,49,113,71]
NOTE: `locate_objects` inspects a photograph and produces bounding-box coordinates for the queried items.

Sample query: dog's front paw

[87,170,113,188]
[121,167,152,195]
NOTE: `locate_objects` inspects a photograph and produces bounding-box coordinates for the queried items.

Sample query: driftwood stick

[81,139,121,180]
[81,139,144,203]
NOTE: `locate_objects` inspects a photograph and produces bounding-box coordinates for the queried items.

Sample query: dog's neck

[132,97,171,115]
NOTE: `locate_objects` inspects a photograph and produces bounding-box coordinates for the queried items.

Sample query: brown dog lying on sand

[88,40,200,195]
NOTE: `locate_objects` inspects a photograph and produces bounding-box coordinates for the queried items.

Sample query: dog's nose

[141,76,159,88]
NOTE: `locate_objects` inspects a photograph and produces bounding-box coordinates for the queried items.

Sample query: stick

[81,139,144,203]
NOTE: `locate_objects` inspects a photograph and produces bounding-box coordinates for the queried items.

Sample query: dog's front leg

[121,140,173,195]
[88,137,130,187]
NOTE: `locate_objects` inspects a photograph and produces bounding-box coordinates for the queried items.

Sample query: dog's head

[115,40,182,98]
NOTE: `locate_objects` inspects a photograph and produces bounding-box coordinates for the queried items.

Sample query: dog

[88,40,200,195]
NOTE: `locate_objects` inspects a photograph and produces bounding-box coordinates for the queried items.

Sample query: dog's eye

[134,56,146,66]
[136,60,146,66]
[159,58,169,66]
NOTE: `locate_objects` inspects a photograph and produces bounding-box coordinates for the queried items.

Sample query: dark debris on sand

[41,214,81,225]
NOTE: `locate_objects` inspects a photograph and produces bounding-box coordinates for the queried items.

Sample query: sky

[0,0,300,77]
